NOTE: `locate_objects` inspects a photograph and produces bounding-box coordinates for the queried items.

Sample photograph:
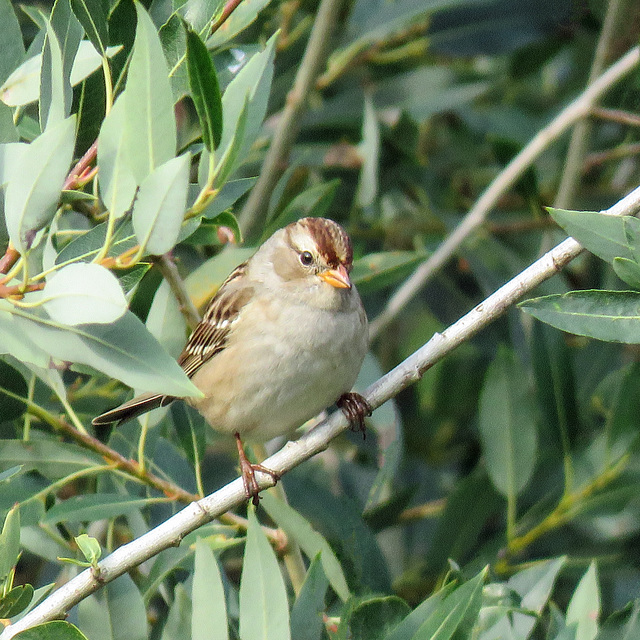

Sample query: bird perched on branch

[93,217,371,504]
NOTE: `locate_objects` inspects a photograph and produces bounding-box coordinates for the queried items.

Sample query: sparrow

[93,217,371,504]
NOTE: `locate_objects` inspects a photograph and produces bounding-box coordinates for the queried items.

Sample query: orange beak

[319,264,351,289]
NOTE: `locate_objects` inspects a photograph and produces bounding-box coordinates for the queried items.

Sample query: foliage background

[0,0,639,638]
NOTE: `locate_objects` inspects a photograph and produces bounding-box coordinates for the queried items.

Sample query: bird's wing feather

[178,261,253,378]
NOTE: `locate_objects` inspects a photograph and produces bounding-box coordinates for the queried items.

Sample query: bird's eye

[299,251,314,266]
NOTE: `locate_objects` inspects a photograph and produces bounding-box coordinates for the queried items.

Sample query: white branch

[4,184,640,639]
[369,45,640,340]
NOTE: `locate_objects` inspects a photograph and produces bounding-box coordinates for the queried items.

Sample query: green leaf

[347,596,410,640]
[612,257,640,289]
[132,153,191,255]
[8,307,202,397]
[0,0,25,87]
[0,440,102,479]
[478,346,537,497]
[239,507,290,640]
[38,263,127,325]
[41,19,71,130]
[172,403,206,469]
[74,534,101,565]
[0,504,20,584]
[5,115,76,253]
[124,2,177,184]
[0,359,28,421]
[104,575,148,640]
[352,251,427,294]
[0,41,121,107]
[520,290,640,344]
[14,621,89,640]
[98,95,138,219]
[260,493,350,601]
[385,586,454,640]
[412,567,487,640]
[0,584,34,618]
[43,494,165,524]
[290,554,329,640]
[215,32,277,182]
[0,466,23,483]
[161,584,192,640]
[192,539,228,640]
[186,26,222,151]
[201,177,256,219]
[549,208,640,265]
[356,94,379,208]
[70,0,108,55]
[566,562,599,640]
[206,0,273,49]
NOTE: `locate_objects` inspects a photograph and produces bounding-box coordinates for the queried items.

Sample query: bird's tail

[92,392,175,426]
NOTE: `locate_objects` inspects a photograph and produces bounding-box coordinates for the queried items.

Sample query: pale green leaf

[192,539,228,640]
[566,563,599,640]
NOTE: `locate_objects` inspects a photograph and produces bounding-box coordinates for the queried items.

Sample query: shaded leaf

[0,359,28,421]
[290,554,329,640]
[0,584,34,618]
[43,494,166,524]
[520,291,640,344]
[239,507,290,640]
[70,0,108,55]
[186,26,222,151]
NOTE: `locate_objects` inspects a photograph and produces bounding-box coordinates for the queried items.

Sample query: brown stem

[0,282,45,299]
[64,140,98,191]
[209,0,245,35]
[0,245,20,276]
[154,254,201,330]
[591,106,640,128]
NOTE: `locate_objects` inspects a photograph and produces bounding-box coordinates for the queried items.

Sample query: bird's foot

[235,433,280,506]
[337,392,372,440]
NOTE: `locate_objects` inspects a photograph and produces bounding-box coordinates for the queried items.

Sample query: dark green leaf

[478,346,537,497]
[0,584,34,618]
[612,257,640,289]
[0,359,28,421]
[290,555,329,640]
[186,26,223,151]
[14,621,89,640]
[348,596,410,640]
[43,494,165,524]
[70,0,108,55]
[0,0,25,87]
[239,507,290,640]
[520,290,640,344]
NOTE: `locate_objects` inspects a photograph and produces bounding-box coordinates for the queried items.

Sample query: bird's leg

[234,432,280,506]
[337,392,372,440]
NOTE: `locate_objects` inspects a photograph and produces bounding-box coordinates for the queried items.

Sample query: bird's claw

[337,392,372,440]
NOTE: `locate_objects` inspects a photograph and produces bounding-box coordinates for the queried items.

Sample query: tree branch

[368,45,640,340]
[239,0,346,238]
[4,184,640,639]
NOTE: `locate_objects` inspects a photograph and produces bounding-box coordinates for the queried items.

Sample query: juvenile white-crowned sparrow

[93,217,370,504]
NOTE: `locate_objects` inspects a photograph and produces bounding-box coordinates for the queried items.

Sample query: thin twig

[369,45,640,340]
[591,106,640,128]
[239,0,346,238]
[5,184,640,639]
[154,254,201,331]
[553,0,625,209]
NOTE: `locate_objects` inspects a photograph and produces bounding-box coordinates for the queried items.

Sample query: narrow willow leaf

[566,562,599,640]
[385,587,453,640]
[612,257,640,289]
[132,153,190,255]
[41,20,71,129]
[161,584,191,640]
[201,177,256,219]
[0,0,25,87]
[192,539,228,640]
[520,290,640,344]
[478,346,537,498]
[105,575,148,640]
[550,208,640,265]
[260,493,350,601]
[13,620,89,640]
[43,494,165,524]
[1,41,120,107]
[70,0,108,55]
[356,94,379,208]
[124,3,177,184]
[5,115,76,252]
[239,508,290,640]
[0,359,28,421]
[290,555,329,640]
[39,263,127,325]
[412,567,487,640]
[8,308,202,397]
[50,0,83,80]
[186,26,222,151]
[0,504,20,583]
[98,95,137,218]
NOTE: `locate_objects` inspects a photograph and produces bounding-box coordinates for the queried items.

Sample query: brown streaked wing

[178,262,252,378]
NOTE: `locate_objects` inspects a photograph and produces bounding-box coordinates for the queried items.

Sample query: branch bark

[4,184,640,639]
